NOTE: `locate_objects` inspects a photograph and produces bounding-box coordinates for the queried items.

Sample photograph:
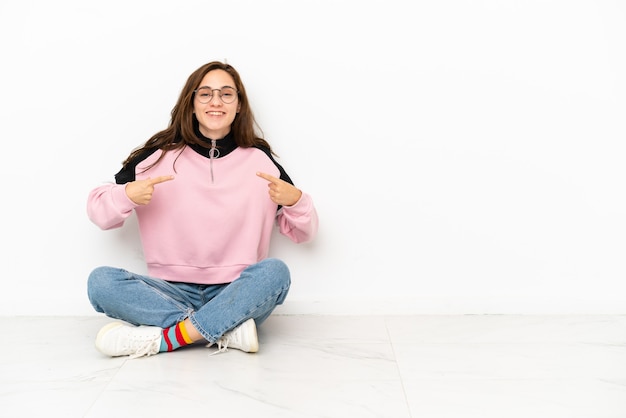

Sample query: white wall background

[1,0,624,316]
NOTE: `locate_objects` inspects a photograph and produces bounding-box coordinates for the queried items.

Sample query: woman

[87,61,318,358]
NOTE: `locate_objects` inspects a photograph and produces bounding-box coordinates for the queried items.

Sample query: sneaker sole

[95,322,124,355]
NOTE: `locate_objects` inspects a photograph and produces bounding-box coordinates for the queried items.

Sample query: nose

[208,92,222,105]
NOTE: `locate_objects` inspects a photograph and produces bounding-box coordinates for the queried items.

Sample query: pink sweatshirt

[87,145,318,284]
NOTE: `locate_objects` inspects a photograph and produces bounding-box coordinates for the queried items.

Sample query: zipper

[209,139,220,183]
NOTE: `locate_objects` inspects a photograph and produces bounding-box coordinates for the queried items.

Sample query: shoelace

[117,334,161,359]
[127,334,161,359]
[207,336,230,356]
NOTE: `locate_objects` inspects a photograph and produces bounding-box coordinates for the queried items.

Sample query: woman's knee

[259,258,291,288]
[87,266,122,305]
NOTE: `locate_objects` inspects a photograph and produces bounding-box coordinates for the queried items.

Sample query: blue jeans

[87,258,290,344]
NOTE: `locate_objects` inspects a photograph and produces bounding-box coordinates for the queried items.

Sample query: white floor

[2,315,626,417]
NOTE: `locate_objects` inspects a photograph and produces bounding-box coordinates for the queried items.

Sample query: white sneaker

[95,322,162,358]
[209,318,258,355]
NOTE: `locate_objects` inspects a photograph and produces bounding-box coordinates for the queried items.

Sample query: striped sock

[159,321,194,352]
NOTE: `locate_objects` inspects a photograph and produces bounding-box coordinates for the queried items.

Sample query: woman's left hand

[256,172,302,207]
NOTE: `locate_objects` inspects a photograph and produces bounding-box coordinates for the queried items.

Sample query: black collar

[190,121,238,158]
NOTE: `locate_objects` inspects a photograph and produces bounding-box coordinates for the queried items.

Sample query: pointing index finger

[256,172,279,183]
[148,175,175,185]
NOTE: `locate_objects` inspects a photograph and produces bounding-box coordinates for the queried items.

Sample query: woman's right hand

[125,175,174,205]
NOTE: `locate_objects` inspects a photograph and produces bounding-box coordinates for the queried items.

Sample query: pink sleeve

[86,183,137,230]
[276,192,319,243]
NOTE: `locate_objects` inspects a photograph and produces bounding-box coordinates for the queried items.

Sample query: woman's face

[194,69,240,139]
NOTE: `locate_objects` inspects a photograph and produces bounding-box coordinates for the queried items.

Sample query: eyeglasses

[194,86,239,104]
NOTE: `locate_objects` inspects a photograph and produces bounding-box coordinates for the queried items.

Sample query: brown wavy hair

[122,61,271,169]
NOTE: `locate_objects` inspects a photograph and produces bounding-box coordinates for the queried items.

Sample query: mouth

[206,111,225,116]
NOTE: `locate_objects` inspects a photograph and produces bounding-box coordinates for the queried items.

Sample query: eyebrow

[197,85,236,90]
